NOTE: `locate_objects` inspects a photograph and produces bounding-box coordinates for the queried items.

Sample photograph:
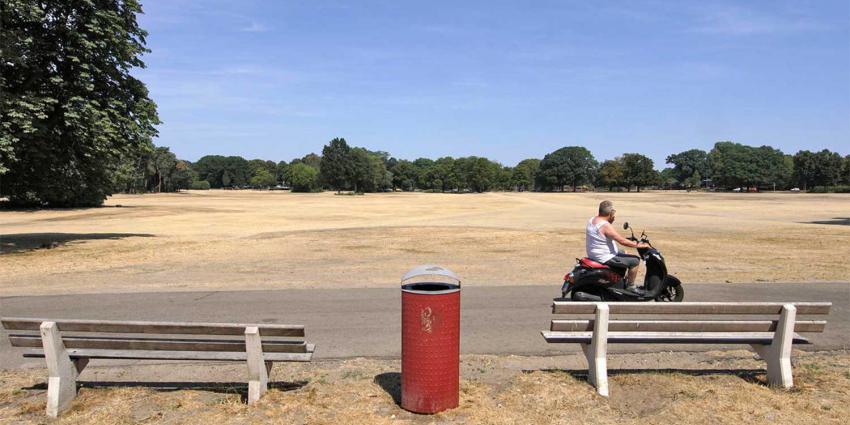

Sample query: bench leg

[245,326,268,404]
[581,304,609,396]
[40,322,78,417]
[751,304,796,388]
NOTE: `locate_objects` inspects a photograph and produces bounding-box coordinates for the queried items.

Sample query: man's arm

[600,223,645,248]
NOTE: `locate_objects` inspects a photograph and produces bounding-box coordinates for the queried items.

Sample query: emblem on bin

[421,307,433,333]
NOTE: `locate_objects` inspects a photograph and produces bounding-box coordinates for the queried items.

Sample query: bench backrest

[1,318,308,353]
[550,302,830,334]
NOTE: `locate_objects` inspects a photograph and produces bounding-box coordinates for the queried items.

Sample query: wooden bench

[541,302,830,396]
[1,318,315,417]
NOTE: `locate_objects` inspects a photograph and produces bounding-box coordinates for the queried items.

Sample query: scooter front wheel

[656,284,684,302]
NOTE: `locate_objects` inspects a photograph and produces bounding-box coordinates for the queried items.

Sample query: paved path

[1,283,847,368]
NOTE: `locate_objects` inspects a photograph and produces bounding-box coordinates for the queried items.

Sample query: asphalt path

[1,283,847,368]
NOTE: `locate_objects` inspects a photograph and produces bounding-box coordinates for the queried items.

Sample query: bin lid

[401,264,461,285]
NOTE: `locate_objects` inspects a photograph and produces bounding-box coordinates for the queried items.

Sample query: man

[586,200,649,288]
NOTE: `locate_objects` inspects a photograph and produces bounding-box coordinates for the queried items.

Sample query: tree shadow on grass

[532,368,768,386]
[25,380,309,403]
[0,233,154,254]
[374,372,401,405]
[806,217,850,226]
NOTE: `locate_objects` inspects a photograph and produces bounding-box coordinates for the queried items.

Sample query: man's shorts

[604,253,640,270]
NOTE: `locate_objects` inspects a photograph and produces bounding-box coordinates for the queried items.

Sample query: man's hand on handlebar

[635,242,650,249]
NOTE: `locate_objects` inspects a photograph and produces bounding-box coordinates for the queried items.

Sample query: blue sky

[136,0,850,167]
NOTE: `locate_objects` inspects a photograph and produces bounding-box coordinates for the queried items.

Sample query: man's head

[598,200,616,223]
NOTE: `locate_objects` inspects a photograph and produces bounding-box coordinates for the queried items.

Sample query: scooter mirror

[623,222,629,230]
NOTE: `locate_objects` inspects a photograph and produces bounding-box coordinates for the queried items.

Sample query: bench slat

[1,318,305,337]
[8,335,308,353]
[550,320,827,333]
[541,330,811,345]
[22,347,315,362]
[551,302,831,315]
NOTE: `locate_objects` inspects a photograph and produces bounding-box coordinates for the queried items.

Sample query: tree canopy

[1,0,160,206]
[536,146,598,191]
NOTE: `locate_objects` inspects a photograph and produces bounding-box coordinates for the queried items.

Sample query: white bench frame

[3,318,314,417]
[542,302,830,396]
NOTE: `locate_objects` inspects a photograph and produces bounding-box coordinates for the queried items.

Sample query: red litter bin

[401,265,461,414]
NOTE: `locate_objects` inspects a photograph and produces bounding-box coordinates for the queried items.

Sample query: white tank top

[586,217,618,263]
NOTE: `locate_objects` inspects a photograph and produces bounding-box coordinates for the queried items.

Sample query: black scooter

[560,222,684,302]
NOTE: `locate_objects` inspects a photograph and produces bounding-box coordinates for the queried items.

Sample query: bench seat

[22,345,316,362]
[541,331,811,345]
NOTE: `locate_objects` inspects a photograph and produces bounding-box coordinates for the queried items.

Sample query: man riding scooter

[586,200,650,290]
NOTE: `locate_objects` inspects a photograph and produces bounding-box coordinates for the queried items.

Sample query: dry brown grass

[1,352,848,424]
[1,190,848,295]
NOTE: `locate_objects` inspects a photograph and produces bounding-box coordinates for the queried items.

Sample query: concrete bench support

[751,304,796,388]
[41,322,86,417]
[245,326,274,404]
[579,304,609,396]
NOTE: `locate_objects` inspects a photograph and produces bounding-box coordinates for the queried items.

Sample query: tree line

[99,138,850,198]
[2,1,848,207]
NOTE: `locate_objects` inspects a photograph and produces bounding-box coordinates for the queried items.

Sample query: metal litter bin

[400,265,461,414]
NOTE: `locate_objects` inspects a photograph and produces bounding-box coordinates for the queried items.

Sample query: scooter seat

[579,257,609,269]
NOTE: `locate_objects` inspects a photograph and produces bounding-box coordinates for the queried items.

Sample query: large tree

[511,158,540,191]
[709,142,789,190]
[812,149,844,187]
[320,138,352,192]
[843,155,850,184]
[666,149,709,187]
[287,163,320,192]
[1,0,159,206]
[621,153,657,192]
[536,146,598,191]
[597,159,625,191]
[792,150,818,190]
[390,159,419,191]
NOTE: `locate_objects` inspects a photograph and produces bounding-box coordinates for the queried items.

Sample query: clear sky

[136,0,850,167]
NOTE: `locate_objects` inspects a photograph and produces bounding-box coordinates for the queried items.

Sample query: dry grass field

[1,190,848,295]
[1,351,848,424]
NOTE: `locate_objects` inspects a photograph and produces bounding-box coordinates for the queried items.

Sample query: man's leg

[627,264,638,285]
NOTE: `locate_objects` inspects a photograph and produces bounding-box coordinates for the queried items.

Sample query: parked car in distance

[790,187,801,192]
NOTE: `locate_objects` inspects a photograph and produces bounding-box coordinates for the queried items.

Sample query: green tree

[843,155,850,184]
[348,147,373,193]
[454,156,498,192]
[666,149,709,186]
[171,160,195,191]
[249,168,276,188]
[390,159,418,191]
[494,165,514,191]
[621,153,657,192]
[148,147,177,193]
[410,158,434,189]
[275,161,289,185]
[0,0,160,206]
[792,150,818,190]
[813,149,843,187]
[320,138,352,192]
[536,146,598,191]
[683,170,702,189]
[658,168,678,190]
[708,142,788,190]
[287,163,320,192]
[511,159,540,191]
[597,159,625,191]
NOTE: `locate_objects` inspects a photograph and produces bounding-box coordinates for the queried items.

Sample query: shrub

[190,180,211,190]
[808,185,850,193]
